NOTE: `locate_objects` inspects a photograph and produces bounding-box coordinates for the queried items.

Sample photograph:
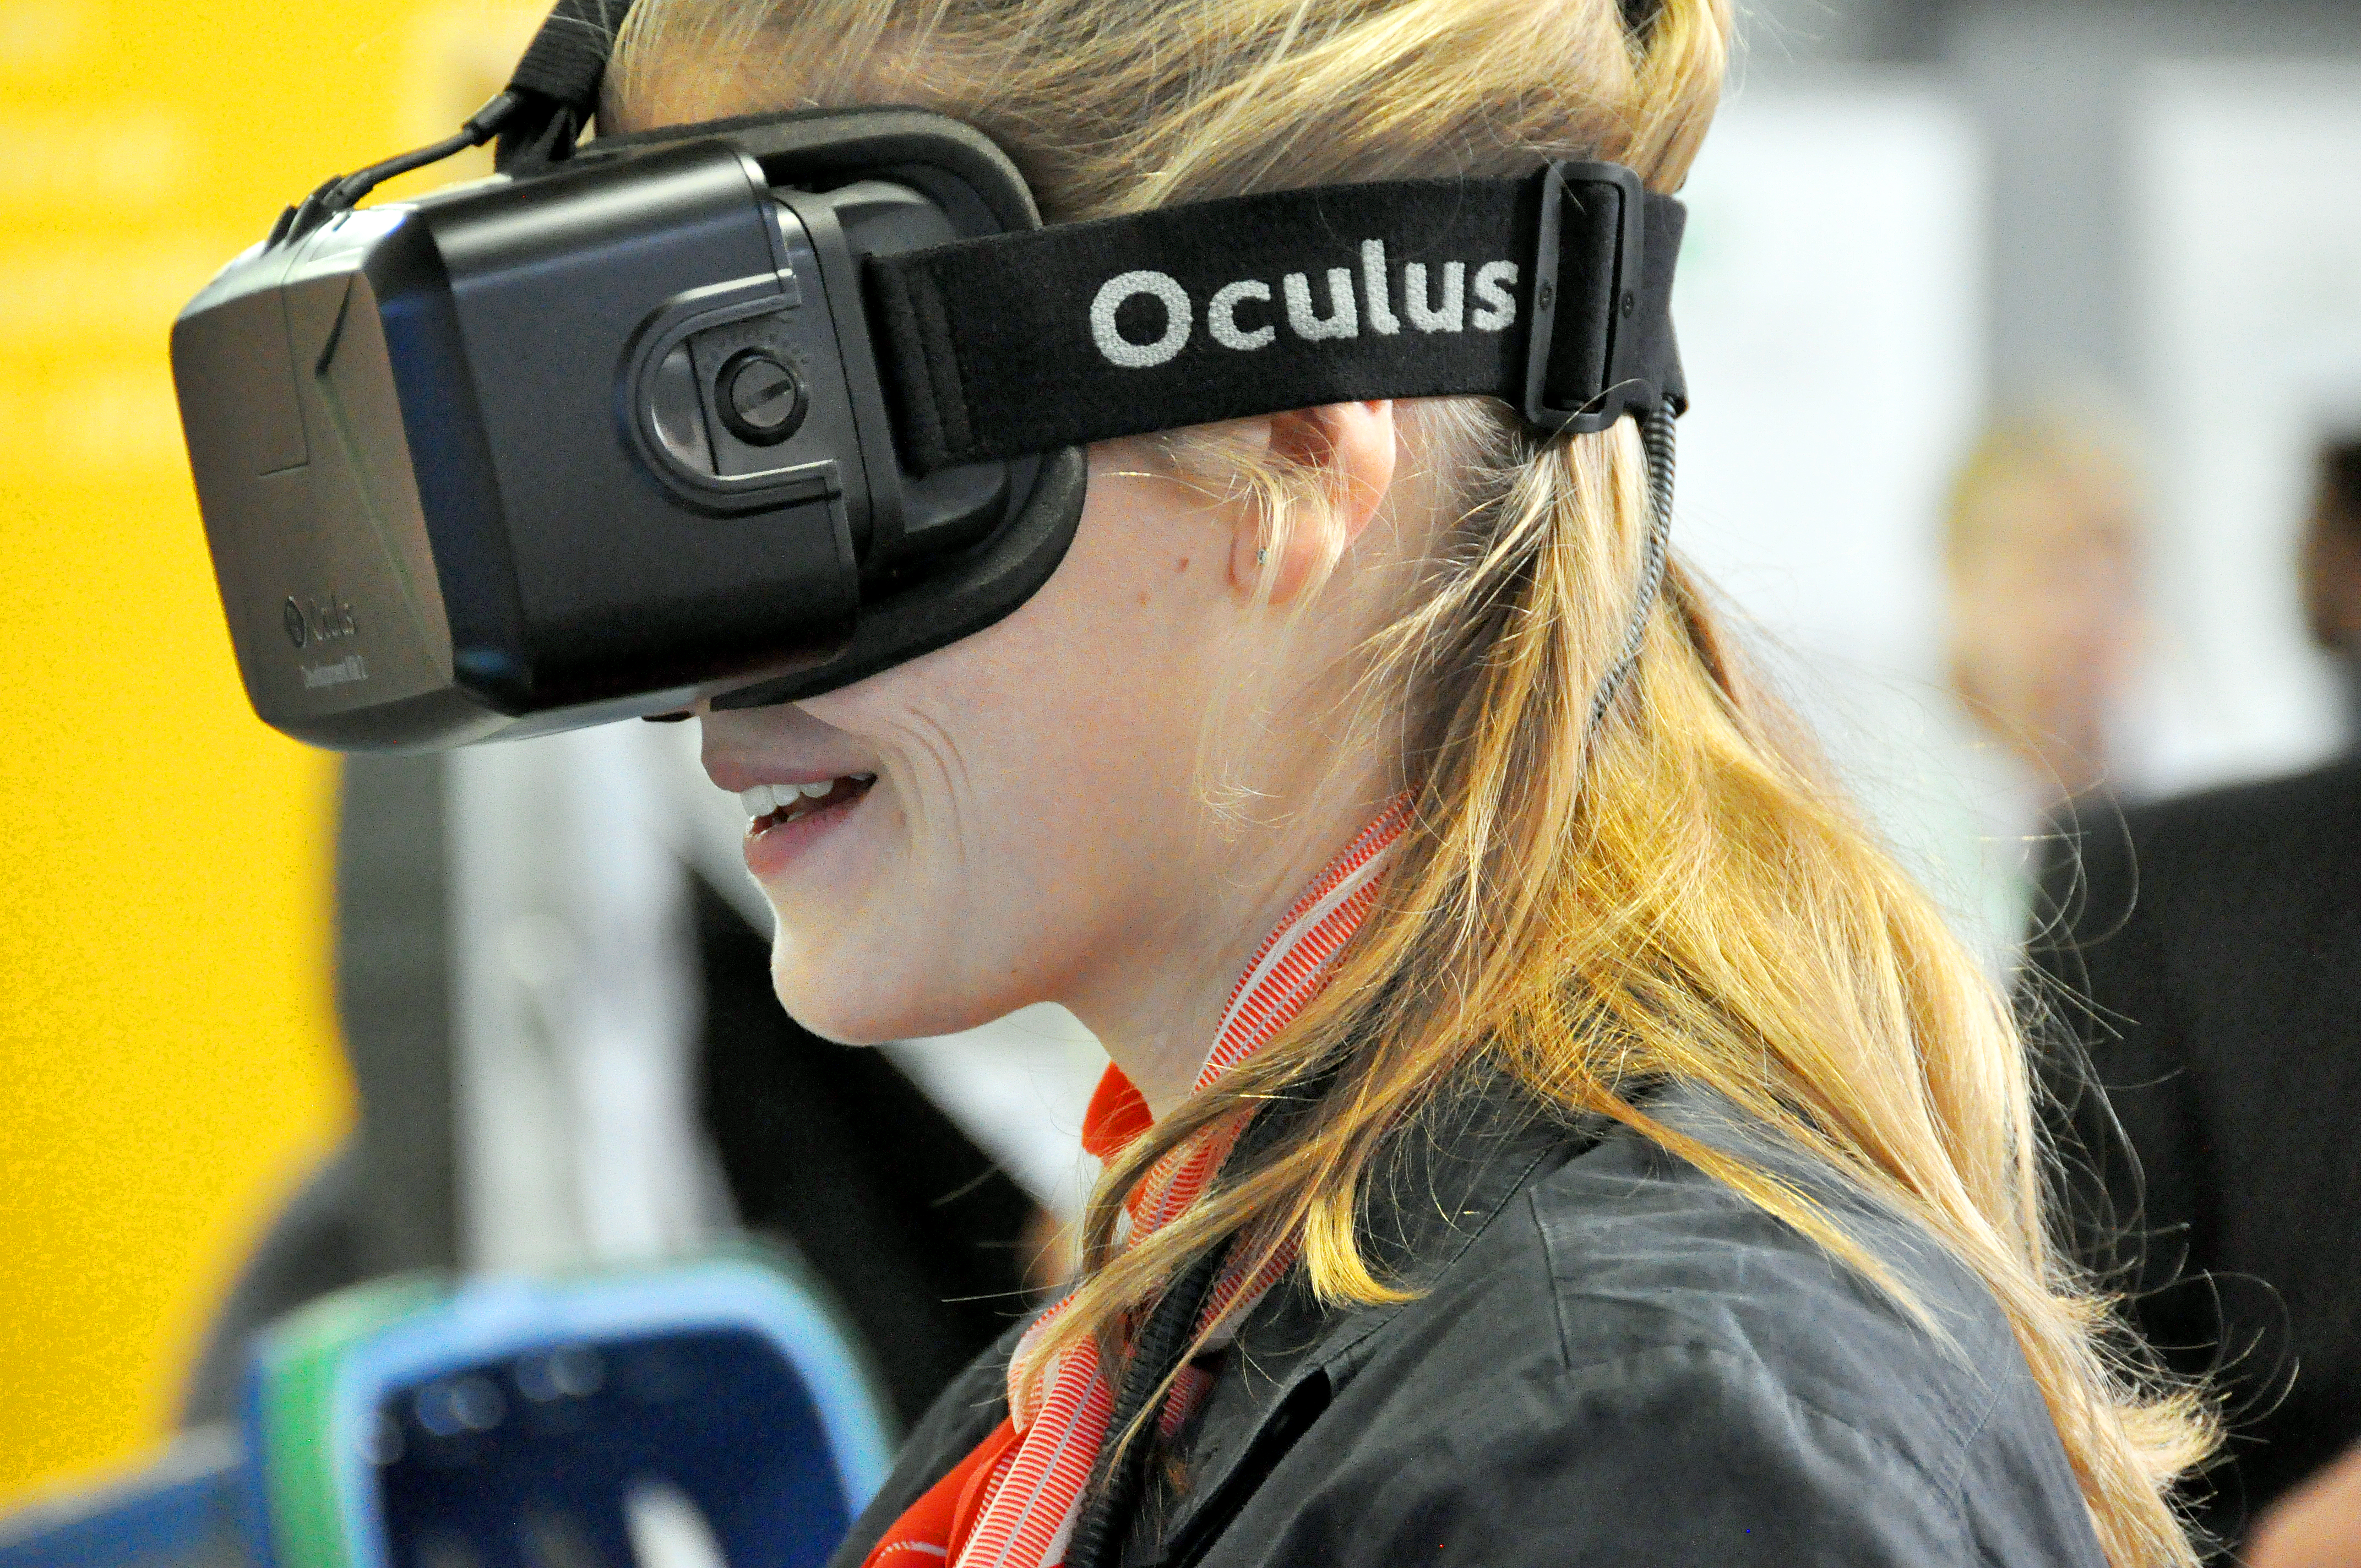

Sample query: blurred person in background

[1935,409,2148,962]
[2301,437,2361,726]
[2031,431,2361,1563]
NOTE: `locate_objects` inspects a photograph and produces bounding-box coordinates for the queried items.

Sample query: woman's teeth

[738,774,875,828]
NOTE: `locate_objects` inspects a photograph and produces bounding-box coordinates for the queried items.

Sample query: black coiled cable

[1060,1239,1232,1568]
[1586,398,1678,731]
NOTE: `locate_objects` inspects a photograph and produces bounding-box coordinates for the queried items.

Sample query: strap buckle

[1521,160,1655,435]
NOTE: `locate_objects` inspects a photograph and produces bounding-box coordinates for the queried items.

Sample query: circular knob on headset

[716,349,808,446]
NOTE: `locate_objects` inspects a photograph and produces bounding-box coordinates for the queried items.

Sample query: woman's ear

[1230,400,1398,602]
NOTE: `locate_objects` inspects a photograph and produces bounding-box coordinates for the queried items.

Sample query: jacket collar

[1139,1070,1596,1565]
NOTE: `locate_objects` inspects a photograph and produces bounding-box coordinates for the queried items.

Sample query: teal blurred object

[0,1255,896,1568]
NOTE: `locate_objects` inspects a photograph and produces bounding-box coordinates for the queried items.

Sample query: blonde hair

[611,4,2213,1561]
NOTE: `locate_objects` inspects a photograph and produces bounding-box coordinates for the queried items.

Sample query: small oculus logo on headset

[1089,239,1520,369]
[282,592,357,650]
[284,591,368,689]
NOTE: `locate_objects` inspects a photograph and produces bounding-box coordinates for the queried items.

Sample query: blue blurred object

[0,1255,896,1568]
[0,1429,250,1568]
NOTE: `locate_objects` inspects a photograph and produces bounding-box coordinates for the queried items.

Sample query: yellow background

[0,0,531,1507]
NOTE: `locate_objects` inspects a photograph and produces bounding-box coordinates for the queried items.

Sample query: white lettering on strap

[1087,251,1520,367]
[1090,270,1192,367]
[1360,240,1399,335]
[1209,279,1275,351]
[1282,267,1358,341]
[1403,260,1464,331]
[1470,260,1519,331]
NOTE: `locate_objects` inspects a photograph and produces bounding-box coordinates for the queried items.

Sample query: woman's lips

[739,774,874,881]
[736,774,873,825]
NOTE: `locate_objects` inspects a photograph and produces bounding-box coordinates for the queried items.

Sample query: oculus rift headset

[171,0,1689,752]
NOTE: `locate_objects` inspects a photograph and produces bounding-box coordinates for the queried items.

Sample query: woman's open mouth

[738,773,877,835]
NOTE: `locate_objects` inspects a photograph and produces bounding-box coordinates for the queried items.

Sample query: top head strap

[495,0,630,170]
[864,162,1684,473]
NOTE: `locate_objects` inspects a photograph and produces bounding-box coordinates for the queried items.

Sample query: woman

[628,0,2213,1562]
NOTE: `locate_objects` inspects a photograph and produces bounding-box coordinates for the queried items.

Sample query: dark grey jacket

[830,1080,2107,1567]
[2032,763,2361,1542]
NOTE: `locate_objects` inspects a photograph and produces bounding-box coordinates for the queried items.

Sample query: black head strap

[494,0,632,170]
[865,163,1685,472]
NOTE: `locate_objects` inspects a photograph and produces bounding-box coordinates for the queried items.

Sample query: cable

[282,92,526,243]
[1586,398,1677,731]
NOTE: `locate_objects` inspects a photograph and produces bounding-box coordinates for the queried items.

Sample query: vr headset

[171,0,1687,752]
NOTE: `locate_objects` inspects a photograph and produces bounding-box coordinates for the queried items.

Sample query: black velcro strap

[864,166,1685,473]
[509,0,628,104]
[494,0,631,169]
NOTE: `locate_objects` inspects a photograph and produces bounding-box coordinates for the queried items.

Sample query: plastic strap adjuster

[1521,160,1655,436]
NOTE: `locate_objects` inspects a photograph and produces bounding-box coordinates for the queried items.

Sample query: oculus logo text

[284,591,357,650]
[1090,240,1521,369]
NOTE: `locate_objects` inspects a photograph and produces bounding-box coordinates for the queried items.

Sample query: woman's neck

[1064,794,1392,1119]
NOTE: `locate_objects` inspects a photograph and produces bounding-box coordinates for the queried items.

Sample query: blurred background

[3,0,2360,1524]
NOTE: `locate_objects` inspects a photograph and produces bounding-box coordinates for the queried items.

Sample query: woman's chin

[767,941,1001,1046]
[773,998,902,1047]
